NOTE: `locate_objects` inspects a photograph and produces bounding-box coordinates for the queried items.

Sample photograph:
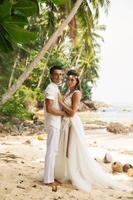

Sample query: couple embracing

[43,66,132,193]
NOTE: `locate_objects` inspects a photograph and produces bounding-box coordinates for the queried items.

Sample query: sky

[92,0,133,106]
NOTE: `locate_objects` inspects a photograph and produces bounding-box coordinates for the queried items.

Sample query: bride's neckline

[65,89,78,98]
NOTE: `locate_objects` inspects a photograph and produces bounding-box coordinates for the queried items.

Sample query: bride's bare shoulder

[72,90,82,99]
[73,90,81,95]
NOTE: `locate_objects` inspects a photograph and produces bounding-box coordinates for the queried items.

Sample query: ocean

[79,104,133,124]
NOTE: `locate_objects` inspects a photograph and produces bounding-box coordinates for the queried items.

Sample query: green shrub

[34,88,44,103]
[0,95,33,120]
[81,79,92,100]
[18,85,37,108]
[0,86,38,120]
[0,86,45,119]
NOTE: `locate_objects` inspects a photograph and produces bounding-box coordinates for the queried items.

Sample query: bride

[54,69,132,192]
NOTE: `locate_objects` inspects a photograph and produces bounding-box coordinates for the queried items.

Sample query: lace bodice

[64,90,80,107]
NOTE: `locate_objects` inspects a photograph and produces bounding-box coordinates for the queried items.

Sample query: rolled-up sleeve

[45,86,55,100]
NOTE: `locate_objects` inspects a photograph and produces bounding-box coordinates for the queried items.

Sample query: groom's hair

[50,65,63,74]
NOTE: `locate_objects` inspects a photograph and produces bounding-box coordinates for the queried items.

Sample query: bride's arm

[59,91,81,117]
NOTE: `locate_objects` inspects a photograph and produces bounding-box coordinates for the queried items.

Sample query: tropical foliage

[0,0,110,119]
[0,0,39,53]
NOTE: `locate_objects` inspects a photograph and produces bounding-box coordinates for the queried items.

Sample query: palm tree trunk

[37,50,51,88]
[8,53,19,89]
[69,16,77,44]
[8,59,17,89]
[0,0,84,106]
[75,44,83,68]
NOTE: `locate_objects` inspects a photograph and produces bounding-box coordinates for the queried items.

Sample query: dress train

[55,115,132,192]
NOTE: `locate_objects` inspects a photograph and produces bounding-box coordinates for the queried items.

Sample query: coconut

[123,163,132,172]
[103,153,112,163]
[112,162,123,173]
[127,168,133,177]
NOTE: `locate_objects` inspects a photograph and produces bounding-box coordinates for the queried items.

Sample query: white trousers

[44,126,60,183]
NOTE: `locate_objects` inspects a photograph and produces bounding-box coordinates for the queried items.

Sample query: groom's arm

[59,91,81,117]
[45,99,65,116]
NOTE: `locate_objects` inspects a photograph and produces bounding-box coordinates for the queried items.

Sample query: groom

[44,65,65,188]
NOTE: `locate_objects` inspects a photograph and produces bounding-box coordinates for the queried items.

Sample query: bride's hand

[58,93,64,104]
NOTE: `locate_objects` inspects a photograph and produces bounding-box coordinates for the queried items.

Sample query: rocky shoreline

[1,117,133,137]
[0,100,133,136]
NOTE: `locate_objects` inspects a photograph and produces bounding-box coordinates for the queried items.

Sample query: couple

[44,65,132,193]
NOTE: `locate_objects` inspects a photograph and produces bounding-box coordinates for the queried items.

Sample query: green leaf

[52,0,64,5]
[12,0,39,17]
[3,23,37,43]
[0,31,13,53]
[0,0,12,21]
[3,15,28,27]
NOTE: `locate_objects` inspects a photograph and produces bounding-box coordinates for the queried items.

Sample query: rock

[32,184,37,188]
[17,185,25,189]
[7,154,18,159]
[123,163,132,172]
[23,140,31,144]
[32,114,38,123]
[112,162,123,173]
[103,153,112,163]
[0,115,10,123]
[37,101,44,108]
[10,125,20,135]
[0,122,4,132]
[129,124,133,132]
[11,117,21,125]
[127,168,133,177]
[82,100,109,111]
[78,102,90,112]
[94,120,108,126]
[107,122,129,134]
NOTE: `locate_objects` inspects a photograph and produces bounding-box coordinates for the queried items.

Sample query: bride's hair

[67,69,80,90]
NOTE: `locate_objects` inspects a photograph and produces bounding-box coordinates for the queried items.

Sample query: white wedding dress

[55,90,132,192]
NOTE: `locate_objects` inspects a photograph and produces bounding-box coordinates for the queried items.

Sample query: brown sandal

[52,185,57,192]
[45,183,57,192]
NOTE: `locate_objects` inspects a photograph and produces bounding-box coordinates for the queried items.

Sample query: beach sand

[0,125,133,200]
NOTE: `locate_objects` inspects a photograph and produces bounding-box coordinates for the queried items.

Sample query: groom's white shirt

[44,82,61,130]
[44,82,62,183]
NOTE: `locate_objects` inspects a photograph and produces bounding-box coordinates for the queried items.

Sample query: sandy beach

[0,109,133,200]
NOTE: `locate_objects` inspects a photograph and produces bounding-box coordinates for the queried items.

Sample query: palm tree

[54,0,109,82]
[0,0,110,105]
[0,0,84,106]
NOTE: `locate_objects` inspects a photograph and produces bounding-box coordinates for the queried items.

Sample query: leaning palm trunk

[8,53,19,89]
[0,0,84,106]
[8,58,18,89]
[37,60,47,88]
[37,50,51,88]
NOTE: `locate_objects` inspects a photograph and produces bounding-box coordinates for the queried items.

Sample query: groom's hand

[58,93,64,105]
[63,112,71,117]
